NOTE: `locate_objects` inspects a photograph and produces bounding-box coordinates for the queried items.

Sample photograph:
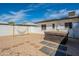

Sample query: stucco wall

[29,26,44,34]
[0,25,44,36]
[0,25,13,36]
[0,25,29,36]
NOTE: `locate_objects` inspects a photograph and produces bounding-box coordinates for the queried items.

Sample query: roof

[35,16,79,23]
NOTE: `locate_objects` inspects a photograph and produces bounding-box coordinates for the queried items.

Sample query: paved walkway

[66,38,79,56]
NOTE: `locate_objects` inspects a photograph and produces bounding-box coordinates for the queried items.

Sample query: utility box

[68,11,76,17]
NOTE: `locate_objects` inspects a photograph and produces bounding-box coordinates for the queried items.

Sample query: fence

[0,25,44,36]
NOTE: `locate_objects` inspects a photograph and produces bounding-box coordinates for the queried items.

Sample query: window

[52,24,55,29]
[41,24,46,30]
[65,22,72,29]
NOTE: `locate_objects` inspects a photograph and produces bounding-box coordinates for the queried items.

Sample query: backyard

[0,33,62,56]
[0,32,79,56]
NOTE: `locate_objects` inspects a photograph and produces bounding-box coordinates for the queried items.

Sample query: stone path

[40,40,59,56]
[40,40,58,48]
[40,46,56,56]
[40,40,71,56]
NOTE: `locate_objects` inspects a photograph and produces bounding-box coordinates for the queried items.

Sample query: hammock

[16,27,28,35]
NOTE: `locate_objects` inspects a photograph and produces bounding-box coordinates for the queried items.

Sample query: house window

[65,22,72,29]
[41,24,46,30]
[52,24,55,29]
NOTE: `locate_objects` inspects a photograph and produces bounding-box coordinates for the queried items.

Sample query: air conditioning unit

[68,11,76,17]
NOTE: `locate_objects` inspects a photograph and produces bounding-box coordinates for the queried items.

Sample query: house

[36,11,79,39]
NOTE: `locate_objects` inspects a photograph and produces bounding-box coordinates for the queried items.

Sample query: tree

[8,21,15,40]
[8,22,15,26]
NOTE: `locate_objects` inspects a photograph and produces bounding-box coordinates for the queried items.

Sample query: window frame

[41,24,46,30]
[65,22,72,29]
[52,24,55,29]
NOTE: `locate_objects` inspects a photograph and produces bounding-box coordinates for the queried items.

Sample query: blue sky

[0,3,79,23]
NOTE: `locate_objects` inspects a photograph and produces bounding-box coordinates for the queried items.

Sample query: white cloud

[35,9,79,22]
[0,7,79,23]
[31,9,69,22]
[0,14,12,21]
[44,9,69,19]
[0,9,32,22]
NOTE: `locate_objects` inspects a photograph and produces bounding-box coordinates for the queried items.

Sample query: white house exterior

[36,17,79,39]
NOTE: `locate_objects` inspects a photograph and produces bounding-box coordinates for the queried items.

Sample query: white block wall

[0,25,29,36]
[29,26,44,34]
[0,25,13,36]
[0,25,44,36]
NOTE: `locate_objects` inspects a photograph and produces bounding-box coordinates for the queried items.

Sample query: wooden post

[13,24,14,40]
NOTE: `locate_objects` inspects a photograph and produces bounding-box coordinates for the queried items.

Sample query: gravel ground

[0,33,63,56]
[0,34,46,56]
